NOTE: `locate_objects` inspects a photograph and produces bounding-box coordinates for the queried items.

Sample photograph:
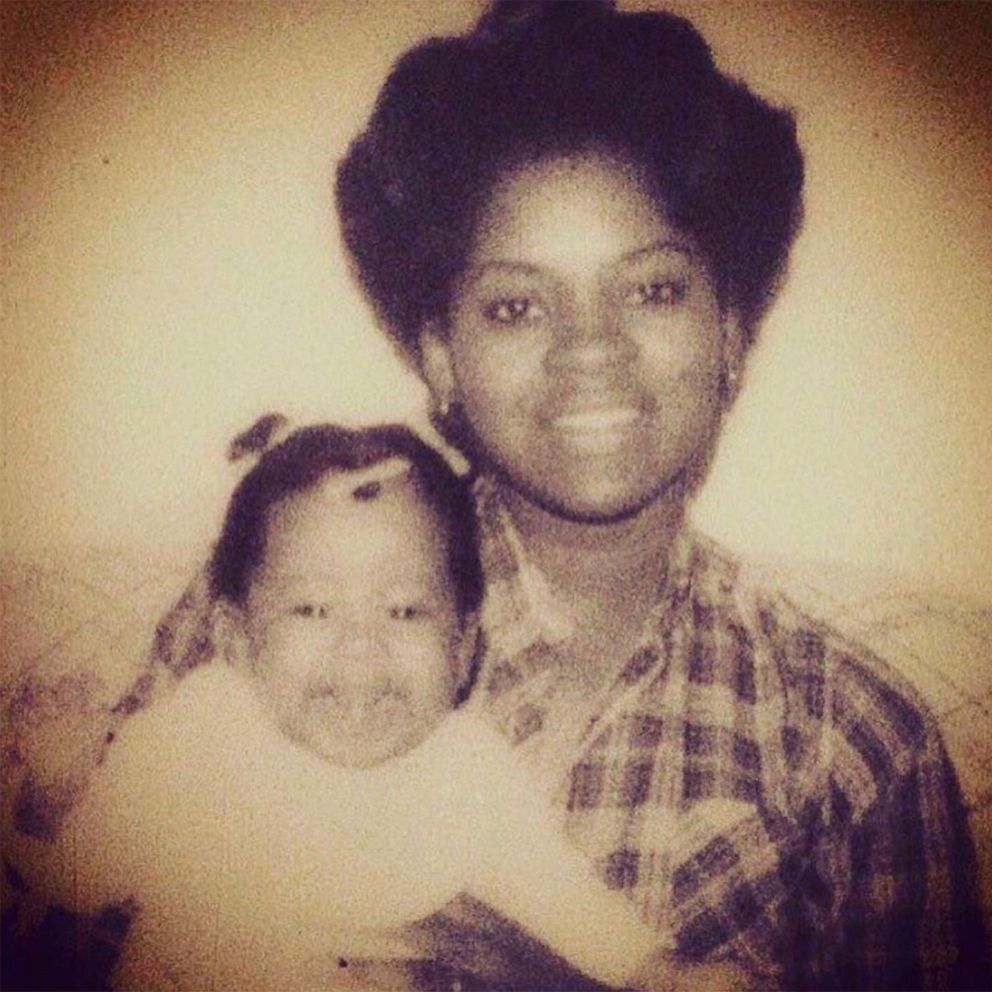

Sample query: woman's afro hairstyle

[336,0,804,361]
[209,422,483,617]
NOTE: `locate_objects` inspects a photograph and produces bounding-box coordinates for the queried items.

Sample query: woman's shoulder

[688,531,966,785]
[650,531,986,859]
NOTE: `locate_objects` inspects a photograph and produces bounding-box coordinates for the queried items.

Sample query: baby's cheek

[405,634,459,700]
[248,668,307,737]
[259,626,325,680]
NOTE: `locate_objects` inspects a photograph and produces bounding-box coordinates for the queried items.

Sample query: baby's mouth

[309,685,409,722]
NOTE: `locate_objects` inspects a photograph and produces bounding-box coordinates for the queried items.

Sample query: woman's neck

[499,487,686,612]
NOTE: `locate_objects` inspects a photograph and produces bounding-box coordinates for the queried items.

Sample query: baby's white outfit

[44,663,662,989]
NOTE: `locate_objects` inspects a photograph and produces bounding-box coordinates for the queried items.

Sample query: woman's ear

[419,323,457,412]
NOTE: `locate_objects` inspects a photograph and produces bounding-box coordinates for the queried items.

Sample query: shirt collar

[474,476,575,662]
[474,476,701,665]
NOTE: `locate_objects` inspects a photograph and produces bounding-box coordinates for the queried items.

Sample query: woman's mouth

[549,407,642,451]
[552,408,639,431]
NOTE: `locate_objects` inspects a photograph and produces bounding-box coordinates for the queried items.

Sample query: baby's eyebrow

[257,576,335,596]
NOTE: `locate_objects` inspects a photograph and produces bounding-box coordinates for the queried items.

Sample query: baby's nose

[321,625,395,698]
[330,616,384,660]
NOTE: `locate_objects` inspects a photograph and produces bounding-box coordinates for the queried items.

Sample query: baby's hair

[209,420,483,619]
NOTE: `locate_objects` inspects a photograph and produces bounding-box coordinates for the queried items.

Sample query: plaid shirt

[472,480,990,991]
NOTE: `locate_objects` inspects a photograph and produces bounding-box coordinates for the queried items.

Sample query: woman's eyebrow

[619,239,696,266]
[463,259,544,282]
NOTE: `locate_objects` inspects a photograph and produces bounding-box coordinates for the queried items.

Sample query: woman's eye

[481,297,545,326]
[625,279,687,307]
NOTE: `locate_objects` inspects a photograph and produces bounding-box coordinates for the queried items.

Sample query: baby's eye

[291,603,327,619]
[624,279,687,308]
[481,297,546,326]
[387,604,427,622]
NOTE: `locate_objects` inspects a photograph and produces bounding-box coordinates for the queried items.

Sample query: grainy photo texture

[2,2,991,990]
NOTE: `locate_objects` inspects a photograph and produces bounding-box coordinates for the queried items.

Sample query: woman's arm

[826,730,989,990]
[409,893,611,990]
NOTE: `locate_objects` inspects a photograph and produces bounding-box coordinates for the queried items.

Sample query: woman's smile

[546,404,645,453]
[551,408,639,432]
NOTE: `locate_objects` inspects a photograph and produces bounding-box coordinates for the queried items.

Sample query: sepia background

[2,0,991,600]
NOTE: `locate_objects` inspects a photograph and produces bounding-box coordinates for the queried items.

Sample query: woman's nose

[545,297,635,374]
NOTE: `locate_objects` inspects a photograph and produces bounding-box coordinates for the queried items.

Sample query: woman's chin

[507,466,696,527]
[480,432,711,523]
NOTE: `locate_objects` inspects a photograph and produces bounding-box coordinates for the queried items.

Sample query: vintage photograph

[3,2,991,989]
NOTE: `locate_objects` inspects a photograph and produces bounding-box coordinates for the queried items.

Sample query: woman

[331,2,988,989]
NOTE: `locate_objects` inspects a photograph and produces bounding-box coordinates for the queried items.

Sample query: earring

[719,366,740,402]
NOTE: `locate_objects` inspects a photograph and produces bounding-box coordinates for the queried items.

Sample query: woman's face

[422,151,741,523]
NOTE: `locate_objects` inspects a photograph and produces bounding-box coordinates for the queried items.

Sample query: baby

[41,421,674,990]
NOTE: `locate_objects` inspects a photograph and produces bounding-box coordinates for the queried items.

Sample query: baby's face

[242,472,467,768]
